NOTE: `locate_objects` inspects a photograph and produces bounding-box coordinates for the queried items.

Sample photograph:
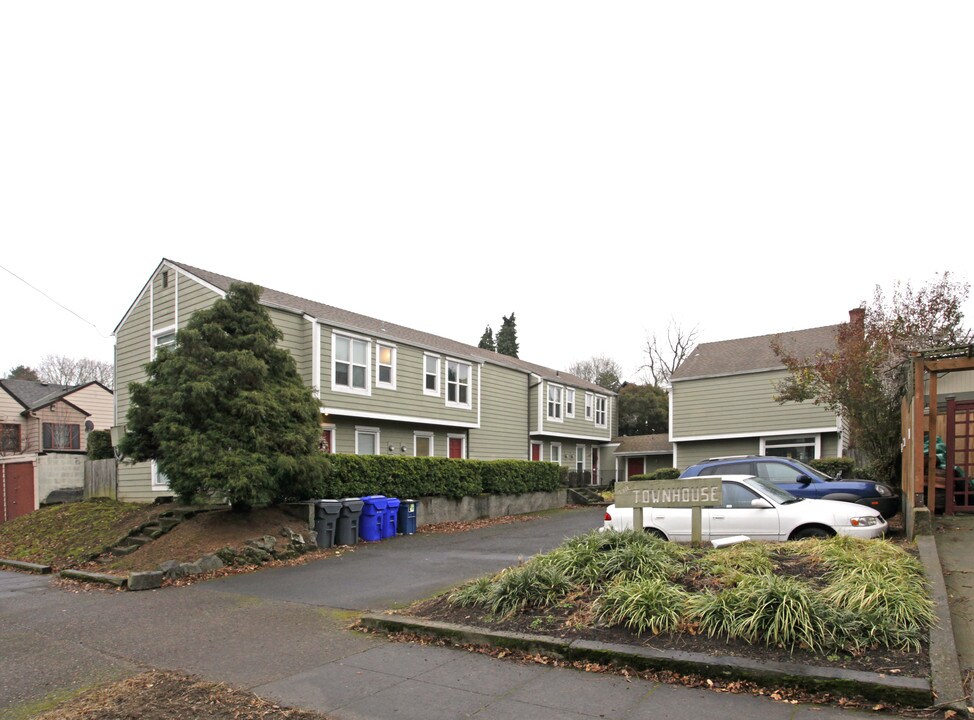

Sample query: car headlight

[850,516,879,527]
[875,484,892,497]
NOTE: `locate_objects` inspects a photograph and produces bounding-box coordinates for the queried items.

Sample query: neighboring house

[0,379,114,522]
[668,313,857,471]
[611,433,674,480]
[113,260,618,503]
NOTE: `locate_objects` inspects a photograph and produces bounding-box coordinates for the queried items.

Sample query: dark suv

[679,455,900,519]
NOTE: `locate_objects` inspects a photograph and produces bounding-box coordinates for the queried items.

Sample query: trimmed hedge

[809,456,858,479]
[322,455,562,499]
[628,468,681,482]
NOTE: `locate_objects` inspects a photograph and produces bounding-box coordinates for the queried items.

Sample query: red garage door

[2,462,35,523]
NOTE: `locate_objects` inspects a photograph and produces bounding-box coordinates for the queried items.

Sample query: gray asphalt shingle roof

[168,260,613,395]
[613,433,673,455]
[1,379,79,411]
[669,324,841,382]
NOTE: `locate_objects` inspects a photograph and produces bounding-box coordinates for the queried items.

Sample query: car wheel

[644,527,667,540]
[790,525,834,540]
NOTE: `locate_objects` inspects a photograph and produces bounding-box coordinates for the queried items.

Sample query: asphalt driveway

[203,506,605,609]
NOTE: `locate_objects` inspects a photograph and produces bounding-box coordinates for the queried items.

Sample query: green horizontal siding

[539,381,613,441]
[330,420,468,458]
[471,364,529,460]
[671,370,837,439]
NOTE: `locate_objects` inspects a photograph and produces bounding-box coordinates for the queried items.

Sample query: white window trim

[375,342,397,390]
[152,325,177,359]
[150,460,170,491]
[445,358,472,409]
[424,354,441,397]
[759,434,822,459]
[547,383,564,423]
[414,431,435,457]
[576,444,585,473]
[332,332,372,396]
[585,392,593,420]
[355,426,381,455]
[565,388,575,419]
[594,395,608,428]
[550,442,562,464]
[447,433,467,459]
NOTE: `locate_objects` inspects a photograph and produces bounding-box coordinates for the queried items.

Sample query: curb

[0,558,52,574]
[916,534,971,716]
[359,613,932,708]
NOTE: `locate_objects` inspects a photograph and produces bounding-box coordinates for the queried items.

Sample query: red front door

[531,443,542,461]
[627,457,645,479]
[449,437,464,459]
[2,462,35,523]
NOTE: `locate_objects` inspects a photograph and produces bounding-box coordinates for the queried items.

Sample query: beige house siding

[64,385,114,432]
[0,391,29,455]
[671,369,838,439]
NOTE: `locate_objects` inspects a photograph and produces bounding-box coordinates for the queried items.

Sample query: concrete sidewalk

[934,513,974,704]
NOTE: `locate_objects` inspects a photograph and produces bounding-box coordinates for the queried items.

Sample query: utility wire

[0,262,112,338]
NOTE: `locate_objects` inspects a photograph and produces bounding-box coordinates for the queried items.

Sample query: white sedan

[602,475,887,542]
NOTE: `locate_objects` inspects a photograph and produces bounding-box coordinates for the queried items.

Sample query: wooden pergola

[902,345,974,539]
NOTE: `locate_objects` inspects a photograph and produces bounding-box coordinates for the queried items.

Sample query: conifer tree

[477,325,495,351]
[496,313,519,358]
[120,282,329,510]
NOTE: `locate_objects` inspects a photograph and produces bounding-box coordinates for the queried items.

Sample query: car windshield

[741,476,803,504]
[785,458,831,481]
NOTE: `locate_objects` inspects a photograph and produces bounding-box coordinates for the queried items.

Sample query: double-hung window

[550,443,562,464]
[547,384,563,421]
[424,355,440,396]
[585,392,593,420]
[376,343,396,389]
[334,334,370,394]
[594,395,607,428]
[565,389,575,418]
[446,360,471,408]
[355,427,380,455]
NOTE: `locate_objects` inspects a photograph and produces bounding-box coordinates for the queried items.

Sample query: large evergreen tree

[496,313,519,358]
[617,383,668,436]
[477,325,495,351]
[6,365,39,381]
[119,282,329,510]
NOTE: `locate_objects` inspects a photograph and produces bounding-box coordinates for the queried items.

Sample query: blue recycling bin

[383,498,400,539]
[359,495,387,542]
[398,498,417,535]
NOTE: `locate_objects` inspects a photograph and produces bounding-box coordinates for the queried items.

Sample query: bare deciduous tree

[640,321,701,387]
[38,355,114,388]
[568,355,623,392]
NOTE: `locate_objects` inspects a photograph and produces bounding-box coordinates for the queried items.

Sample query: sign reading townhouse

[614,477,722,509]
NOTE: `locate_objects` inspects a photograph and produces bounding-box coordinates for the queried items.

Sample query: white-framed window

[424,354,441,396]
[414,432,434,457]
[376,343,396,389]
[151,460,170,491]
[565,388,575,418]
[355,427,380,455]
[333,333,370,394]
[153,326,176,358]
[446,359,471,408]
[547,384,563,421]
[585,392,593,420]
[761,435,819,463]
[550,442,562,464]
[594,395,607,428]
[576,445,585,474]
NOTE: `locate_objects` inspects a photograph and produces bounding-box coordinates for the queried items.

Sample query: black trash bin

[314,499,342,548]
[336,498,364,546]
[398,498,417,535]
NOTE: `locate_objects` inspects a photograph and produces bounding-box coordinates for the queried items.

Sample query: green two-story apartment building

[113,260,617,503]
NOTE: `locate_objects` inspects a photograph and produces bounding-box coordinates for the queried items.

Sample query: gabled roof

[669,324,841,382]
[162,260,615,396]
[613,433,674,456]
[0,379,92,415]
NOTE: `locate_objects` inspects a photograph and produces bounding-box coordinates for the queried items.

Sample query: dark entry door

[2,462,34,523]
[627,457,644,479]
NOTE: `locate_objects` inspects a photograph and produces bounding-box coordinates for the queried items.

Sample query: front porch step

[568,487,606,505]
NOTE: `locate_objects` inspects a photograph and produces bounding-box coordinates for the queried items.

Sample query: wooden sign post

[614,477,722,545]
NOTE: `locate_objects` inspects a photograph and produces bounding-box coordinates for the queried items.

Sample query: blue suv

[679,456,900,519]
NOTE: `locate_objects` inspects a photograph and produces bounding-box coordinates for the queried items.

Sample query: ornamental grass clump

[690,574,836,653]
[692,542,774,584]
[487,562,574,617]
[595,577,689,635]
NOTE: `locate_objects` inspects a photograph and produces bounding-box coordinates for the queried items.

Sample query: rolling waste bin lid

[340,498,364,514]
[315,499,342,516]
[361,495,388,511]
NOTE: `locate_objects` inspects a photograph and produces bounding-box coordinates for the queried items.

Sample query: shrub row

[320,455,562,499]
[627,467,681,482]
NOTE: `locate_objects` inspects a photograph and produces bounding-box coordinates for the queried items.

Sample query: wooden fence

[84,459,117,500]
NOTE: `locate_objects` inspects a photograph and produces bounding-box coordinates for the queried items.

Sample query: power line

[0,262,112,338]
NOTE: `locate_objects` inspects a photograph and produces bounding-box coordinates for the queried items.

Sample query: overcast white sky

[2,2,972,385]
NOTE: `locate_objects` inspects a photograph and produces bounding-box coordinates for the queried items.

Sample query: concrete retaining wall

[416,489,567,526]
[37,454,85,504]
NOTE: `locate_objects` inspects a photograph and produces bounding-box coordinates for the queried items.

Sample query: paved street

[0,507,879,719]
